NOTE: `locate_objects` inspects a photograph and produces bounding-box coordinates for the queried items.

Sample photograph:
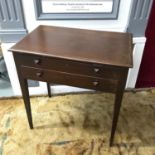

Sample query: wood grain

[10,25,133,68]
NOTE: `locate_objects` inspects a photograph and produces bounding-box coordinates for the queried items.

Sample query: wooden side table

[9,25,133,146]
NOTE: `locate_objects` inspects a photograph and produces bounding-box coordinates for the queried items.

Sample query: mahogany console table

[10,25,133,146]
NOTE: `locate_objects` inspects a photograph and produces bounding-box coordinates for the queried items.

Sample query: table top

[10,25,133,68]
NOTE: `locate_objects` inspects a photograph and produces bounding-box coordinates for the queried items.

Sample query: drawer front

[14,53,123,80]
[20,66,118,93]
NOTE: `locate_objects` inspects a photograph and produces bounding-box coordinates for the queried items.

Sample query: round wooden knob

[36,72,43,77]
[34,59,41,65]
[93,81,99,86]
[94,68,100,73]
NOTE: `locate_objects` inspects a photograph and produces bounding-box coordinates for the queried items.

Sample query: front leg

[110,69,128,146]
[13,52,33,129]
[110,88,124,146]
[18,77,33,129]
[47,83,51,97]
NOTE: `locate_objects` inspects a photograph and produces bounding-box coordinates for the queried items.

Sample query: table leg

[110,70,128,146]
[47,83,51,97]
[13,53,33,129]
[19,77,33,129]
[110,89,124,146]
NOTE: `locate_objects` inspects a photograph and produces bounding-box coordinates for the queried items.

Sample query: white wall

[22,0,133,32]
[126,37,146,88]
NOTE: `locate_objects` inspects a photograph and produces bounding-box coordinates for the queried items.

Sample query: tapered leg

[110,90,124,146]
[47,83,51,97]
[13,53,33,129]
[110,70,128,146]
[19,77,33,129]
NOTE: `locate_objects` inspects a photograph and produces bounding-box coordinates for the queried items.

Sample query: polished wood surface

[20,66,118,93]
[10,25,133,146]
[10,25,133,68]
[14,53,123,80]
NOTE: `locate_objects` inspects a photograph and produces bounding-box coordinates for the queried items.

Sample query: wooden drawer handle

[93,81,99,86]
[34,59,41,65]
[94,68,100,73]
[36,72,43,77]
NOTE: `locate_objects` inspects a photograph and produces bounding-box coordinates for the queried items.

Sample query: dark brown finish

[110,69,128,146]
[13,63,33,129]
[14,53,125,80]
[20,66,118,93]
[10,25,133,68]
[10,25,133,146]
[47,83,51,97]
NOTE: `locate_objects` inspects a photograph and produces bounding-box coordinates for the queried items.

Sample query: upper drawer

[13,53,123,80]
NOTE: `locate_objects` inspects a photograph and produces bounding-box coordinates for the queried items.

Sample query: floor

[1,90,155,154]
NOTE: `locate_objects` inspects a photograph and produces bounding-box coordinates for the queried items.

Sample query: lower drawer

[20,66,118,93]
